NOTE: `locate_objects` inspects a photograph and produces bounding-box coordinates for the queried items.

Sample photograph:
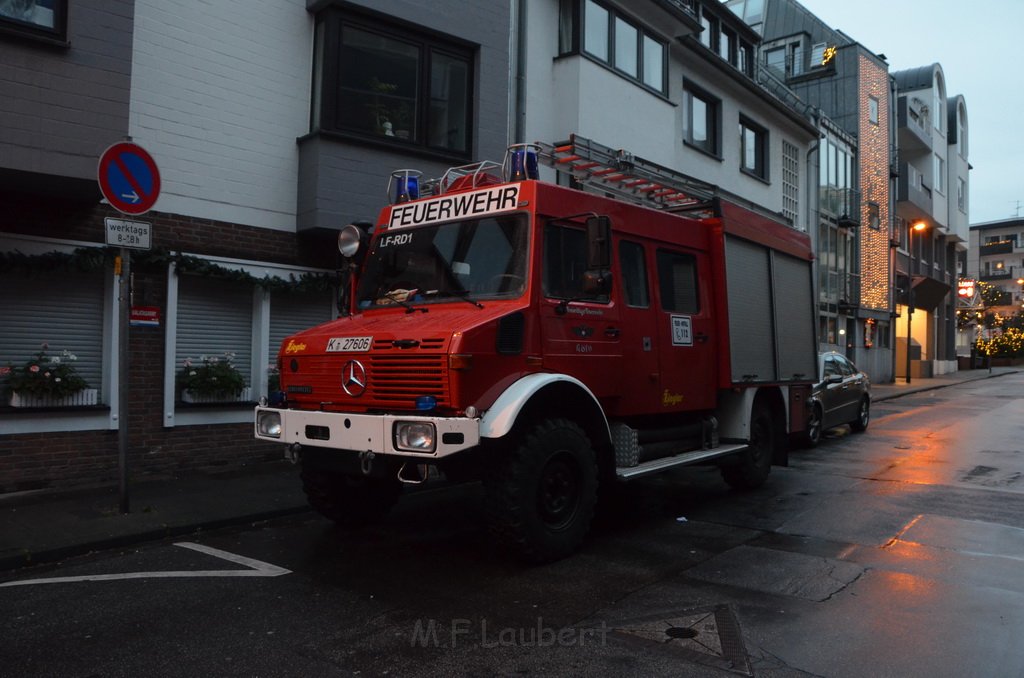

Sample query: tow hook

[398,462,429,485]
[359,450,375,476]
[285,443,302,464]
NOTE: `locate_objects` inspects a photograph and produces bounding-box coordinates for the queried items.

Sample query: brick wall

[0,196,335,493]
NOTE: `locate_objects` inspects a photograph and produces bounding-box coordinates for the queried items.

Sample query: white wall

[130,0,312,231]
[522,0,815,232]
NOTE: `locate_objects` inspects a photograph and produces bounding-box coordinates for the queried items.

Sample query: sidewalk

[1,367,1018,573]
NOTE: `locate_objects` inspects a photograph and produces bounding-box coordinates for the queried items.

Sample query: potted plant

[178,352,249,403]
[3,343,97,407]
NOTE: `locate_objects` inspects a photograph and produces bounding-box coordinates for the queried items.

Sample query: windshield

[357,213,529,309]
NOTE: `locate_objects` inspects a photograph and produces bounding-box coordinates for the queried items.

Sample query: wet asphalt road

[3,373,1024,677]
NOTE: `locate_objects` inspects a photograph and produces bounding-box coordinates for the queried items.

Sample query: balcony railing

[980,265,1016,282]
[980,240,1015,256]
[897,162,931,212]
[820,186,861,226]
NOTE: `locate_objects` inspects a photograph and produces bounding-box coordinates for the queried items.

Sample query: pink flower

[29,365,40,373]
[0,366,10,376]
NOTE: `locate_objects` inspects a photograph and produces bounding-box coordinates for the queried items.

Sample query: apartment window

[868,96,879,125]
[719,27,733,62]
[0,0,66,42]
[699,10,716,50]
[570,0,667,93]
[740,116,768,180]
[313,8,473,156]
[957,177,966,212]
[867,202,880,230]
[934,154,946,194]
[583,0,609,61]
[958,103,968,158]
[765,47,785,77]
[613,16,638,78]
[738,42,754,77]
[782,140,799,224]
[685,83,721,157]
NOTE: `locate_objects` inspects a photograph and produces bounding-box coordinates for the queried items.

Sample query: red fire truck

[255,135,816,562]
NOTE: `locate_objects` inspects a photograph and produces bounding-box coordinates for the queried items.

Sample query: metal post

[118,249,130,514]
[905,227,913,384]
[905,294,913,384]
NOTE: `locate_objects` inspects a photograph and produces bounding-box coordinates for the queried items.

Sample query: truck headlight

[257,410,282,438]
[394,421,435,452]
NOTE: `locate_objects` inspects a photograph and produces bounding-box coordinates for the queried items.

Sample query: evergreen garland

[0,246,337,294]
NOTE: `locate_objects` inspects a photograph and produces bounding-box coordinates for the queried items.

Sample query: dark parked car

[804,351,871,447]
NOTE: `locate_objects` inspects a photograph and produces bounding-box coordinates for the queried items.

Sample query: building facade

[0,0,513,491]
[727,0,897,383]
[891,65,969,378]
[968,219,1024,313]
[520,0,819,232]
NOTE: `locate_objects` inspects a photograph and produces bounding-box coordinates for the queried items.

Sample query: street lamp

[905,220,927,384]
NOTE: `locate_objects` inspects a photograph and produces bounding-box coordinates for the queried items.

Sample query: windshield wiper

[452,289,484,309]
[383,290,428,314]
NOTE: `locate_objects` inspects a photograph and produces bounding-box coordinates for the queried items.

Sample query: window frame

[0,0,68,45]
[312,6,475,160]
[684,81,722,158]
[739,115,769,181]
[868,96,879,125]
[563,0,668,95]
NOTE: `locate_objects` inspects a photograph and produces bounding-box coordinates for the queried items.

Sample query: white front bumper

[254,407,481,458]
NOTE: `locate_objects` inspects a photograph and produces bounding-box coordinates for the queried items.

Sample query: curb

[872,369,1018,403]
[0,505,310,574]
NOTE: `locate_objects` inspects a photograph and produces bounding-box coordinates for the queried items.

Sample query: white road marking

[0,542,291,587]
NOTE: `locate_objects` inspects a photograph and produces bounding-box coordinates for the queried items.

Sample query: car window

[823,356,840,379]
[836,356,854,377]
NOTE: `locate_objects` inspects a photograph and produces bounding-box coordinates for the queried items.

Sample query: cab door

[613,238,662,415]
[538,221,621,401]
[654,247,716,411]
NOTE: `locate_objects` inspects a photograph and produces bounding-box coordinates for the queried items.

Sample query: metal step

[614,443,748,481]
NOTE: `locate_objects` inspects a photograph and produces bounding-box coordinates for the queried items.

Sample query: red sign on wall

[130,306,161,327]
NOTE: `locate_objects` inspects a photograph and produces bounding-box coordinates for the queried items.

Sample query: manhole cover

[610,604,751,676]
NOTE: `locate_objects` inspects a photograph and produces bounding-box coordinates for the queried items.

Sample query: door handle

[695,332,709,343]
[604,327,621,338]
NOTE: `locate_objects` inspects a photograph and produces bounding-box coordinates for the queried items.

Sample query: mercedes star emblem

[341,360,367,397]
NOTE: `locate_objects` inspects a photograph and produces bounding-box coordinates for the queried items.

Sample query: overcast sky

[795,0,1023,225]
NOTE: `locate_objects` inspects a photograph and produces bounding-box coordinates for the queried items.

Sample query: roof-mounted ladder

[535,134,719,215]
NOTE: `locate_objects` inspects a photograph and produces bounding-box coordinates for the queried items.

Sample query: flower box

[9,388,99,408]
[181,386,252,404]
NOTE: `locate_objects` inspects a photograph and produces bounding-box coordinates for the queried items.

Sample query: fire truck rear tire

[483,418,598,564]
[721,406,774,490]
[300,466,402,527]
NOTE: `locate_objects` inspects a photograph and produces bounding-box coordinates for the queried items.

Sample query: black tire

[483,418,599,564]
[721,406,774,490]
[850,397,870,433]
[300,465,402,527]
[803,403,823,448]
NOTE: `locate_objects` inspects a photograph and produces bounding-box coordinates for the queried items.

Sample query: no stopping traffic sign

[98,141,161,215]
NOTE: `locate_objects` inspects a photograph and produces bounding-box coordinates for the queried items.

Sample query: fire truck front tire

[484,418,599,564]
[300,466,402,527]
[721,406,774,490]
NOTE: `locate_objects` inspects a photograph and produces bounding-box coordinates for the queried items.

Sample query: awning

[911,275,951,311]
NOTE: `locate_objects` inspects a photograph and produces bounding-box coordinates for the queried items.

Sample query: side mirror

[826,374,843,385]
[585,216,611,270]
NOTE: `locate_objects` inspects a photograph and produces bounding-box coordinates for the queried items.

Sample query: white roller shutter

[175,275,253,385]
[0,271,105,393]
[269,290,334,361]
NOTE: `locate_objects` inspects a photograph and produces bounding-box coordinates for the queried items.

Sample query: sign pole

[98,138,159,515]
[118,249,131,514]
